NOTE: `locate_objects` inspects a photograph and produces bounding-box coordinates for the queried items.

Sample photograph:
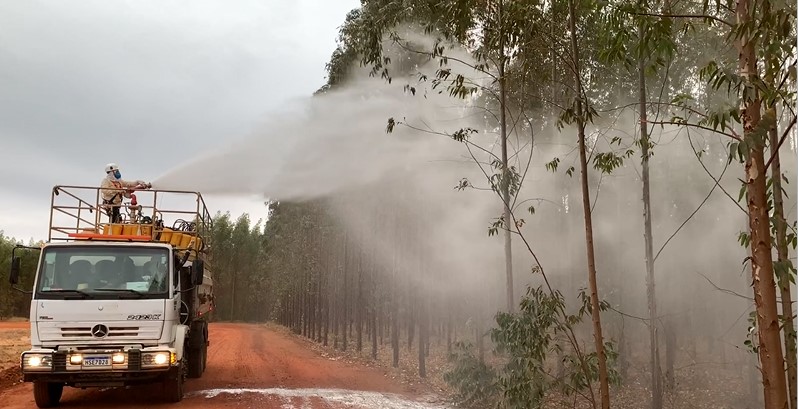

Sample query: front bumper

[20,347,178,387]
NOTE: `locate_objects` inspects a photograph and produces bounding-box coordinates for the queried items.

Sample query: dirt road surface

[0,322,449,408]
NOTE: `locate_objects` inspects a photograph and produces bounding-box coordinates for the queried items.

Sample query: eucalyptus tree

[627,0,797,406]
[0,233,41,318]
[598,1,678,406]
[344,0,552,313]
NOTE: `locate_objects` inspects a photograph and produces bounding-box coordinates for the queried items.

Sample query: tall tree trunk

[408,292,415,351]
[737,0,788,407]
[370,253,378,360]
[750,344,764,407]
[617,292,628,382]
[497,0,514,313]
[418,297,427,378]
[357,249,363,352]
[476,319,485,363]
[664,318,676,392]
[371,305,378,359]
[391,247,400,368]
[333,242,340,349]
[567,0,610,406]
[378,299,384,346]
[447,308,453,354]
[342,233,349,351]
[768,96,796,409]
[313,279,319,341]
[323,247,330,347]
[230,271,236,321]
[638,33,663,409]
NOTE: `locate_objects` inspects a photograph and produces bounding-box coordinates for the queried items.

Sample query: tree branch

[649,120,742,140]
[697,271,753,301]
[764,115,796,171]
[685,129,748,214]
[624,11,732,27]
[653,131,740,263]
[392,37,498,81]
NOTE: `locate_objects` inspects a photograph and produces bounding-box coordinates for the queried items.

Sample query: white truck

[8,185,215,408]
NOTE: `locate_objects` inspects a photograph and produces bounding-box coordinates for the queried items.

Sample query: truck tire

[163,358,185,402]
[33,381,63,408]
[187,347,203,378]
[202,339,208,372]
[187,322,207,379]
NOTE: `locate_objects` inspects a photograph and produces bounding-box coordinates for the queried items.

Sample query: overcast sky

[0,0,359,241]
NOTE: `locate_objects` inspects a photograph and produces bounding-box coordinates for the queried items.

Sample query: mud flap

[172,324,189,361]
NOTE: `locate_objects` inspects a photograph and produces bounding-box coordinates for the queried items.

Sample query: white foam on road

[190,388,451,408]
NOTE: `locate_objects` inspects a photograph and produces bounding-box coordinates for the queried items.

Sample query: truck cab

[9,185,214,408]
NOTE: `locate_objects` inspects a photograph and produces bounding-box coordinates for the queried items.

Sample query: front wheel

[33,381,63,408]
[162,358,186,402]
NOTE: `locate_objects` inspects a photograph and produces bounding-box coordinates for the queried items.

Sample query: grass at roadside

[0,328,27,371]
[0,319,28,391]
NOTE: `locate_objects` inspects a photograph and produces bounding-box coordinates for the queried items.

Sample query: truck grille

[38,321,163,342]
[53,351,67,371]
[60,326,140,337]
[128,349,142,371]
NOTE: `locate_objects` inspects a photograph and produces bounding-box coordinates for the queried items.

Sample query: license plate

[83,357,110,367]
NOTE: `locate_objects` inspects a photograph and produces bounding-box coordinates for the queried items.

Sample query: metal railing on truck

[47,185,212,260]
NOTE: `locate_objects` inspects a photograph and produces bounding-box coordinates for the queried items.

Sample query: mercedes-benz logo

[91,324,109,338]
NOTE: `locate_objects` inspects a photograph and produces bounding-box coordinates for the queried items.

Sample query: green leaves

[593,150,635,175]
[773,260,796,285]
[488,216,505,237]
[210,211,267,321]
[429,68,478,99]
[545,157,561,173]
[701,60,749,97]
[443,341,500,407]
[738,231,751,248]
[444,285,620,408]
[545,158,576,178]
[0,234,42,317]
[451,127,478,142]
[701,106,742,134]
[566,167,576,177]
[745,310,760,354]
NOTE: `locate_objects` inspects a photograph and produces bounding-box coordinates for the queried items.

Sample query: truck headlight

[112,353,126,364]
[22,353,52,371]
[142,351,173,367]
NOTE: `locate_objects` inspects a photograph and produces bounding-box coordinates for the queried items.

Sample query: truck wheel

[187,346,203,378]
[202,323,208,372]
[33,381,63,408]
[187,322,207,378]
[201,340,208,372]
[163,359,185,402]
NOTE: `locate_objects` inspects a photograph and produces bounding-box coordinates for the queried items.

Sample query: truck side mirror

[9,257,20,285]
[193,260,204,286]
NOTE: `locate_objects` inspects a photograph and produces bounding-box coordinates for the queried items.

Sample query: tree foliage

[0,233,42,318]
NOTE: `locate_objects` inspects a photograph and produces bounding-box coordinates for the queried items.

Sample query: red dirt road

[0,321,28,330]
[0,322,447,408]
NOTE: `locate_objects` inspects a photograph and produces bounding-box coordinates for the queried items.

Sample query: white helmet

[105,163,119,173]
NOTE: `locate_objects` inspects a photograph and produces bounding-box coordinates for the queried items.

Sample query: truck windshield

[35,246,171,299]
